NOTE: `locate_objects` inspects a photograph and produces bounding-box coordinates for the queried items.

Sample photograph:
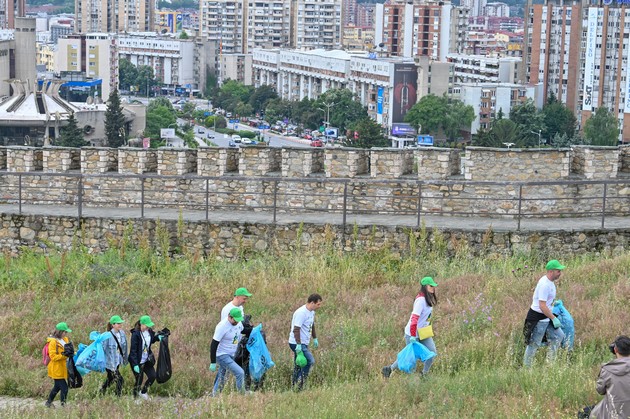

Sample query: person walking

[210,307,245,396]
[288,293,323,391]
[523,260,566,367]
[45,322,74,407]
[382,277,438,378]
[129,315,163,400]
[101,315,128,396]
[220,287,252,321]
[587,336,630,418]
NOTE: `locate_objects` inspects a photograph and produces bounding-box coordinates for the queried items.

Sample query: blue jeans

[289,343,315,390]
[523,319,565,367]
[390,335,438,375]
[212,354,245,396]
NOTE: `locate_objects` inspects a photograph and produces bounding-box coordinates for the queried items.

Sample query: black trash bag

[156,328,172,384]
[67,357,83,389]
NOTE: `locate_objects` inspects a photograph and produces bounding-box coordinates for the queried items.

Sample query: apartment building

[219,53,252,85]
[291,0,343,50]
[525,1,630,142]
[0,0,25,29]
[485,2,510,17]
[245,1,290,51]
[342,24,374,51]
[374,0,467,60]
[447,53,521,84]
[37,42,56,72]
[461,0,486,17]
[75,0,155,33]
[356,3,375,28]
[343,0,356,25]
[55,33,118,98]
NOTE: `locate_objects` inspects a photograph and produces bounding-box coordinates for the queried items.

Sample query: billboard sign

[582,8,598,111]
[417,135,434,146]
[160,128,175,139]
[176,13,183,32]
[392,63,418,123]
[391,123,416,137]
[377,86,384,115]
[142,137,151,149]
[325,127,339,138]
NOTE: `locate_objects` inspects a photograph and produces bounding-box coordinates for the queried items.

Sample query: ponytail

[106,322,113,331]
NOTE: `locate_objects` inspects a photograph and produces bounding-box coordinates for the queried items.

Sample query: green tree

[509,99,545,147]
[149,97,174,111]
[204,115,227,129]
[118,59,138,92]
[264,98,292,125]
[583,107,619,146]
[104,90,127,148]
[542,93,576,142]
[345,117,388,148]
[292,98,321,129]
[472,119,520,148]
[180,102,196,119]
[442,100,475,141]
[179,31,189,39]
[249,85,278,114]
[135,65,158,97]
[56,113,88,147]
[315,88,367,132]
[404,94,448,134]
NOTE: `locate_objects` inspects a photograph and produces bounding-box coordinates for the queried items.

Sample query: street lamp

[318,101,335,143]
[530,129,543,148]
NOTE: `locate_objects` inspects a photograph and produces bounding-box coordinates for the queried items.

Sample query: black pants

[133,362,156,397]
[47,379,68,404]
[101,367,124,396]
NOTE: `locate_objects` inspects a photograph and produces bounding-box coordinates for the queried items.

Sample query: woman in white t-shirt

[382,276,438,378]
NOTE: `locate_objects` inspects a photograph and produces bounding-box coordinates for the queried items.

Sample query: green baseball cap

[421,277,438,287]
[545,260,566,271]
[229,308,244,322]
[234,287,252,297]
[56,322,72,333]
[109,315,125,324]
[139,315,154,328]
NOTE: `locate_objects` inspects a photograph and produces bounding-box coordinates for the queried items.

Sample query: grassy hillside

[0,237,628,418]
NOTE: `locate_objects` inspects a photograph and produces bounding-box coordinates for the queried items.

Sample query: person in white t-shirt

[210,308,245,395]
[220,287,252,321]
[382,276,438,378]
[523,260,567,367]
[288,293,323,391]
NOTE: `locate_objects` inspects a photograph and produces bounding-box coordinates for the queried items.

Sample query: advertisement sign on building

[417,135,434,146]
[392,63,418,123]
[160,128,175,139]
[391,123,416,137]
[325,127,339,138]
[582,7,598,112]
[377,86,384,115]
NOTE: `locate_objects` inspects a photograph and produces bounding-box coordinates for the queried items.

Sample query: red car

[310,139,323,147]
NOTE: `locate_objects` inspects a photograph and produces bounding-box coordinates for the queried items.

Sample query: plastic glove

[210,363,217,372]
[133,365,140,374]
[409,336,418,343]
[552,317,561,329]
[295,344,303,353]
[158,335,164,342]
[312,338,319,349]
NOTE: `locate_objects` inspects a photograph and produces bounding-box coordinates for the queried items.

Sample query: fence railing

[1,171,629,231]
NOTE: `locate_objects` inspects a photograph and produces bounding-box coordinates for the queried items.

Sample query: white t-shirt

[288,305,315,345]
[212,318,244,357]
[140,330,151,364]
[530,275,556,314]
[404,294,433,336]
[221,302,245,321]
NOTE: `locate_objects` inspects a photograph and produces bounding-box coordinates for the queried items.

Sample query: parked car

[310,139,323,147]
[231,134,242,143]
[207,132,215,139]
[242,138,252,145]
[197,127,205,134]
[228,140,237,148]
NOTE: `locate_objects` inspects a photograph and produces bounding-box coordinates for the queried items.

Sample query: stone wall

[239,146,281,176]
[118,148,158,174]
[281,148,325,177]
[370,149,413,179]
[620,145,630,173]
[42,147,81,172]
[158,149,197,175]
[0,147,6,169]
[415,148,461,180]
[325,148,370,178]
[571,146,619,179]
[1,213,627,259]
[6,147,43,172]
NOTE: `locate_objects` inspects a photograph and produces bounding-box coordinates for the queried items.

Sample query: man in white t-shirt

[210,308,245,395]
[220,287,252,321]
[288,293,323,391]
[523,260,567,367]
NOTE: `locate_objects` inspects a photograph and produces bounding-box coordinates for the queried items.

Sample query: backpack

[42,342,51,366]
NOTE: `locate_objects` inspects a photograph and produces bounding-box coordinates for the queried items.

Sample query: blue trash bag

[396,343,418,373]
[73,343,91,376]
[412,341,436,362]
[75,331,112,373]
[246,325,275,381]
[552,300,575,350]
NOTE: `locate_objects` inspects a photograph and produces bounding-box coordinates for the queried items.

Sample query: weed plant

[0,239,628,418]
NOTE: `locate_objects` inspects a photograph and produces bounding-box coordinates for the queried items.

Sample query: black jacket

[128,328,159,367]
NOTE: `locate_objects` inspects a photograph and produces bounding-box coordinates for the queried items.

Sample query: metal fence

[0,171,629,231]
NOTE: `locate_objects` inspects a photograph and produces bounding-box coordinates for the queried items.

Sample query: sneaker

[139,392,149,401]
[45,401,54,408]
[382,366,392,378]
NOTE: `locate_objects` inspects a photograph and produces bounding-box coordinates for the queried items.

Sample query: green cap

[139,315,154,328]
[545,260,566,271]
[234,287,252,297]
[109,315,125,324]
[421,277,438,287]
[56,322,72,333]
[229,308,244,322]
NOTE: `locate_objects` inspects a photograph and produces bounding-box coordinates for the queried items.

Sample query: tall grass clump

[0,241,627,418]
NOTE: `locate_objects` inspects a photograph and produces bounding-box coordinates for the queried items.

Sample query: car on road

[310,139,323,147]
[231,134,242,143]
[207,132,215,139]
[242,138,252,144]
[228,140,237,148]
[197,127,205,134]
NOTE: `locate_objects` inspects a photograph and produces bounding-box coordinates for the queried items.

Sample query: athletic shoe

[382,366,392,378]
[139,393,149,401]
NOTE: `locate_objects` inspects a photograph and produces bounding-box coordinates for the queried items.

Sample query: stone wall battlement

[0,145,627,182]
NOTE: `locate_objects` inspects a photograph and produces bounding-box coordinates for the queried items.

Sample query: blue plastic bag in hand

[73,343,91,376]
[75,331,112,373]
[412,341,436,362]
[396,343,418,373]
[552,300,575,350]
[246,325,275,381]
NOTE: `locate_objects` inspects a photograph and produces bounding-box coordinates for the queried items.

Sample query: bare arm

[538,301,556,321]
[293,326,301,344]
[311,323,316,339]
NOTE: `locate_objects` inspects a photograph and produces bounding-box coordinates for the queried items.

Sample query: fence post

[77,176,83,224]
[416,182,422,228]
[601,182,608,229]
[140,176,145,219]
[273,180,278,224]
[18,174,22,215]
[205,178,209,222]
[342,181,348,232]
[517,184,523,231]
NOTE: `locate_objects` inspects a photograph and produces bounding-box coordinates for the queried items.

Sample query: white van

[231,134,242,143]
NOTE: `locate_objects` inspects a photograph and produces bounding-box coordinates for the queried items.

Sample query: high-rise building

[343,0,357,25]
[75,0,155,33]
[461,0,486,17]
[356,3,375,28]
[526,1,630,143]
[0,0,25,29]
[200,0,245,54]
[374,0,467,60]
[291,0,343,50]
[246,1,291,51]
